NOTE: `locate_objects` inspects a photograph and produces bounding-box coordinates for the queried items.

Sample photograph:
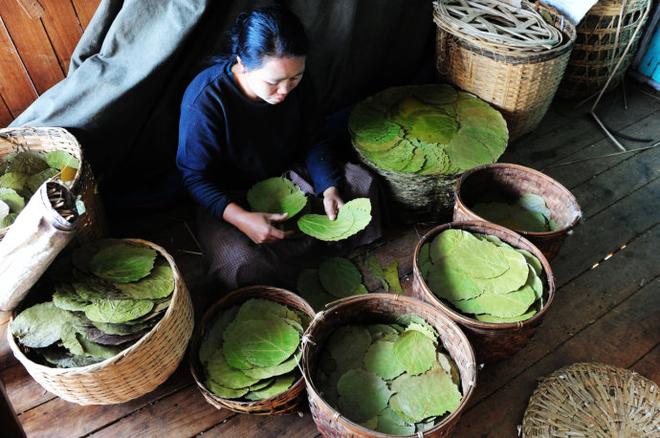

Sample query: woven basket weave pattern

[8,239,194,405]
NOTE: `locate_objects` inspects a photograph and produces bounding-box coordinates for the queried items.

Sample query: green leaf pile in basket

[420,229,544,323]
[349,84,508,175]
[314,315,462,435]
[198,298,310,401]
[472,193,559,232]
[297,257,368,311]
[10,240,174,368]
[0,150,80,227]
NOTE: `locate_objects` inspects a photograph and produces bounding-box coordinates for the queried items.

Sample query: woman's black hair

[230,5,308,70]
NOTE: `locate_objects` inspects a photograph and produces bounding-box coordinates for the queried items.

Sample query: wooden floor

[1,84,659,437]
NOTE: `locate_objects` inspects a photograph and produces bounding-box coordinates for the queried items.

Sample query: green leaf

[365,256,388,291]
[223,318,300,369]
[296,269,336,311]
[27,168,59,193]
[0,172,29,191]
[53,283,90,311]
[376,407,416,435]
[426,262,483,301]
[337,369,392,423]
[518,249,543,276]
[363,340,406,380]
[327,325,372,372]
[437,352,461,385]
[205,379,249,399]
[45,151,80,170]
[383,261,403,294]
[199,305,239,365]
[89,242,157,283]
[206,348,260,389]
[472,287,536,318]
[0,187,25,213]
[5,151,49,174]
[318,257,363,298]
[297,198,372,241]
[11,302,71,348]
[472,246,529,294]
[245,373,297,400]
[476,309,537,323]
[393,330,436,375]
[60,324,85,355]
[247,177,307,217]
[114,259,174,299]
[242,351,301,380]
[77,336,123,359]
[84,299,154,323]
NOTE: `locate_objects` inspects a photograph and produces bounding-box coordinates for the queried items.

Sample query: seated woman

[177,5,383,291]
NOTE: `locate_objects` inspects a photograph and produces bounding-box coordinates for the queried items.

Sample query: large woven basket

[522,362,659,437]
[560,0,651,98]
[434,1,576,140]
[7,238,195,405]
[0,127,106,242]
[411,221,556,363]
[301,293,477,437]
[190,285,316,415]
[453,163,582,261]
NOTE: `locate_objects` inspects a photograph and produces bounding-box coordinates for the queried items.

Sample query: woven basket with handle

[411,221,556,364]
[7,238,194,405]
[190,285,316,415]
[0,127,106,242]
[301,293,477,437]
[434,0,576,140]
[453,163,582,261]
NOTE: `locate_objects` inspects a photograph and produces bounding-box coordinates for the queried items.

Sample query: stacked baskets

[434,0,576,139]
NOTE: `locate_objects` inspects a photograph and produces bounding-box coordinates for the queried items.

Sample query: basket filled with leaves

[453,163,582,260]
[349,84,508,223]
[301,293,477,437]
[190,285,315,415]
[411,221,555,363]
[7,238,194,405]
[0,127,106,241]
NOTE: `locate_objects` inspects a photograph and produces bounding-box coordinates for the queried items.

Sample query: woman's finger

[267,212,289,222]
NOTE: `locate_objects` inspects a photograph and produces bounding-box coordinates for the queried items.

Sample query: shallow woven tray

[8,238,194,405]
[523,362,659,437]
[189,285,316,415]
[302,293,477,437]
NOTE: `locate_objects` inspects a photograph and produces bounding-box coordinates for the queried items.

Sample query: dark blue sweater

[176,60,342,219]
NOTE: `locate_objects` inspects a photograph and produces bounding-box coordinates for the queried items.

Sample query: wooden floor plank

[1,365,54,414]
[453,278,660,437]
[0,16,38,117]
[0,94,12,127]
[202,411,318,438]
[40,0,84,74]
[630,343,660,383]
[70,0,99,30]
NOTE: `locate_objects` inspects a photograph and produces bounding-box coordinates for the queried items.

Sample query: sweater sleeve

[176,103,232,219]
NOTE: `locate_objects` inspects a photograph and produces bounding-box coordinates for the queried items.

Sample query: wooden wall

[0,0,100,127]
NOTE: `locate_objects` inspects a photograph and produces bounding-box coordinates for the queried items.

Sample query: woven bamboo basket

[0,127,106,242]
[190,285,316,415]
[411,221,555,363]
[301,293,477,437]
[7,238,194,405]
[434,1,576,140]
[560,0,651,98]
[523,362,659,437]
[453,163,582,261]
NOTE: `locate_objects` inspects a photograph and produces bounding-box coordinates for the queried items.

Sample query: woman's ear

[236,56,248,73]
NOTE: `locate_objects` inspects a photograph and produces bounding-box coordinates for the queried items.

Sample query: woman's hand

[322,186,345,220]
[223,203,293,244]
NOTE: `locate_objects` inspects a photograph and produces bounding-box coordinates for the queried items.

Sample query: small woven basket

[434,1,576,140]
[523,362,659,437]
[453,163,582,261]
[0,127,106,242]
[7,238,195,405]
[560,0,651,98]
[190,285,316,415]
[301,293,477,437]
[411,221,556,364]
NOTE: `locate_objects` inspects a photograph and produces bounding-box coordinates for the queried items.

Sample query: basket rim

[454,162,583,236]
[301,293,477,437]
[7,237,187,374]
[189,285,316,411]
[413,221,556,330]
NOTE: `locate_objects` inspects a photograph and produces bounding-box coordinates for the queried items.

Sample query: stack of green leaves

[472,193,559,232]
[10,240,174,368]
[419,229,545,323]
[247,177,307,218]
[198,298,309,401]
[297,198,372,241]
[349,84,508,176]
[315,315,463,435]
[0,150,80,227]
[297,257,368,311]
[365,256,403,294]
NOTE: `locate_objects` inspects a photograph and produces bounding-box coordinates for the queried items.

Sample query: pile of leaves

[246,177,372,241]
[349,84,508,176]
[315,315,463,435]
[198,298,309,401]
[11,240,173,368]
[365,256,403,294]
[0,150,80,228]
[297,257,369,311]
[472,193,559,232]
[419,229,545,323]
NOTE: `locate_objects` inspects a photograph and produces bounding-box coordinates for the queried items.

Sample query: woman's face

[239,55,305,105]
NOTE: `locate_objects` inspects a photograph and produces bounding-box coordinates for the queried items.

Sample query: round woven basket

[453,163,582,261]
[0,127,106,242]
[190,285,316,415]
[411,221,556,364]
[560,0,651,98]
[7,238,194,405]
[523,362,659,437]
[301,293,477,437]
[434,1,576,140]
